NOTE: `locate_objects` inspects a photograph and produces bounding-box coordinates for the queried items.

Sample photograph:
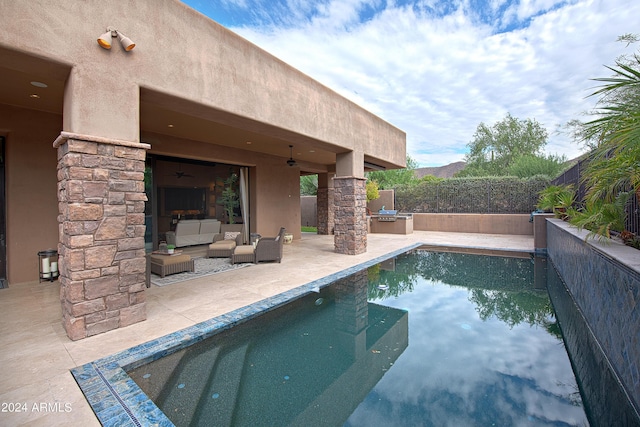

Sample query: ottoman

[150,254,194,278]
[207,240,236,258]
[232,245,255,264]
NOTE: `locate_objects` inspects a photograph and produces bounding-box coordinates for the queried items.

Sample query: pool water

[128,249,589,426]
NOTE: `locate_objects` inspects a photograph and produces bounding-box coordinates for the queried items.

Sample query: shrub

[395,176,549,214]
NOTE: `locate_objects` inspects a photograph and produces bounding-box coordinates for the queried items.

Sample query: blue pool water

[126,249,590,426]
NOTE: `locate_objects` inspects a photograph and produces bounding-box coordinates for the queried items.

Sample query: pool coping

[71,243,426,426]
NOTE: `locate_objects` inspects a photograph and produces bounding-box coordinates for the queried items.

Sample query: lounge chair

[255,227,285,263]
[213,223,244,245]
[207,224,244,258]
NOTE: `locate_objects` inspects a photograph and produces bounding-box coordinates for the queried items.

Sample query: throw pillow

[224,231,241,241]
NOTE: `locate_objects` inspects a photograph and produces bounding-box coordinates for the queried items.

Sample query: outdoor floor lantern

[38,249,58,283]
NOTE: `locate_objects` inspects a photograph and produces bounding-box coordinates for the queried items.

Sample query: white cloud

[228,0,639,166]
[516,0,565,20]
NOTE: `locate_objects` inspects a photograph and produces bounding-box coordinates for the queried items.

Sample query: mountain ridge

[414,161,466,178]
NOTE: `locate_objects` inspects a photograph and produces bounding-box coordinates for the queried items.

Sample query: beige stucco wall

[367,189,395,213]
[0,105,61,283]
[0,0,405,168]
[254,163,302,239]
[412,213,533,235]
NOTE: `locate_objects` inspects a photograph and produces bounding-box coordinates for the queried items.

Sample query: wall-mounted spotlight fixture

[97,26,135,51]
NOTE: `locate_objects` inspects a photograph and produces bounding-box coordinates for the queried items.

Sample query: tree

[300,175,318,196]
[219,173,239,224]
[459,113,549,177]
[568,34,640,246]
[366,155,419,189]
[508,154,567,178]
[580,51,640,205]
[366,180,380,202]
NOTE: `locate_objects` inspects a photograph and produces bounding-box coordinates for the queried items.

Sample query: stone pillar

[334,270,369,359]
[54,132,150,340]
[333,176,367,255]
[334,270,369,334]
[317,173,334,235]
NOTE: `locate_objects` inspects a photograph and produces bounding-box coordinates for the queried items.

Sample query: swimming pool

[71,246,595,426]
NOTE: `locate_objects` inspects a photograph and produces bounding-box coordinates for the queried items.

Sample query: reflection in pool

[128,250,589,426]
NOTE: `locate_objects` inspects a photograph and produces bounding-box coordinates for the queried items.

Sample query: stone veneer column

[317,187,334,235]
[334,270,369,334]
[334,270,369,359]
[317,173,334,235]
[333,176,367,255]
[54,133,150,340]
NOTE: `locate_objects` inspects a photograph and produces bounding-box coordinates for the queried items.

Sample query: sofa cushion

[198,219,221,244]
[176,220,201,235]
[199,219,221,235]
[234,245,254,255]
[209,240,236,250]
[224,231,241,241]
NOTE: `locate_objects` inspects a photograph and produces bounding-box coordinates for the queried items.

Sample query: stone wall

[333,177,367,255]
[547,219,640,418]
[55,134,149,340]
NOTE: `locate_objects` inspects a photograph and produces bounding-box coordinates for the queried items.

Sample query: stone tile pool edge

[71,243,429,427]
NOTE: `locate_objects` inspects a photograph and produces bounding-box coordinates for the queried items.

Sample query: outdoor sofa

[165,219,221,247]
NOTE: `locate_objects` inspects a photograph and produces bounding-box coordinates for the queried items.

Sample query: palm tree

[581,53,640,206]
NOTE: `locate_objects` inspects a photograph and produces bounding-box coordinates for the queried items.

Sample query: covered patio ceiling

[139,88,344,174]
[0,47,396,175]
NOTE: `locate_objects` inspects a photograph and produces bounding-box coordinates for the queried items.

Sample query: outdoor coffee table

[149,251,194,277]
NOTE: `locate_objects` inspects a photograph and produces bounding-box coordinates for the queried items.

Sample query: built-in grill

[377,209,398,222]
[369,209,413,234]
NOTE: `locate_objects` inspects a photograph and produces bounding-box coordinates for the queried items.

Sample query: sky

[181,0,639,167]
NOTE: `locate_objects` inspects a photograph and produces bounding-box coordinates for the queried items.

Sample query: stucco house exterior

[0,0,406,340]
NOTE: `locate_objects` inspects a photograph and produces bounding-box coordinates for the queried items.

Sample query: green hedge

[395,176,550,214]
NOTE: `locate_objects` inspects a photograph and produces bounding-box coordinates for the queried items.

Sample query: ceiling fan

[287,145,297,167]
[168,164,194,179]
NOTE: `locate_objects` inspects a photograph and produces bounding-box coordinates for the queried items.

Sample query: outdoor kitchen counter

[369,214,413,235]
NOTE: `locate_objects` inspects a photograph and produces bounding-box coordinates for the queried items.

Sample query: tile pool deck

[0,231,533,426]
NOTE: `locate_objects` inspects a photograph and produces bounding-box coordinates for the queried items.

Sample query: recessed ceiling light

[30,81,48,88]
[246,141,252,144]
[167,124,174,128]
[309,150,315,153]
[29,94,40,99]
